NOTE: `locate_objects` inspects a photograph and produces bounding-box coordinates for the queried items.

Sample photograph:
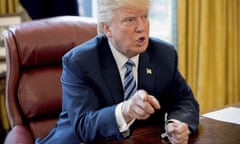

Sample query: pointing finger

[137,90,160,109]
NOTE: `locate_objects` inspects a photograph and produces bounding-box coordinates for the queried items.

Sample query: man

[35,0,199,144]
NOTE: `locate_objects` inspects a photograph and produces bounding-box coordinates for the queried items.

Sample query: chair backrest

[3,16,97,139]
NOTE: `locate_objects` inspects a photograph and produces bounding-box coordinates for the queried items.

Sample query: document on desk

[202,107,240,125]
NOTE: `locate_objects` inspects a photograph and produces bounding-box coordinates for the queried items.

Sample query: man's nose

[135,17,147,33]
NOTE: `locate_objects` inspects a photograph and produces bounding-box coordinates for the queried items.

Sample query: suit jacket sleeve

[167,69,199,133]
[61,43,123,142]
[166,47,199,134]
[145,38,199,134]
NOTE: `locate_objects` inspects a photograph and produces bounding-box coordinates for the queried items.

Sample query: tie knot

[125,59,135,70]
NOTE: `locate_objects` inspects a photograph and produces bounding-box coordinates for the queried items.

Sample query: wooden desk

[98,102,240,144]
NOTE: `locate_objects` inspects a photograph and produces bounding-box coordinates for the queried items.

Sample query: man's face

[103,7,150,58]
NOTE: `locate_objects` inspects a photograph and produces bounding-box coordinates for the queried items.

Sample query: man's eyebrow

[122,13,135,17]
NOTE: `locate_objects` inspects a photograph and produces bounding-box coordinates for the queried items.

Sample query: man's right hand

[121,89,161,123]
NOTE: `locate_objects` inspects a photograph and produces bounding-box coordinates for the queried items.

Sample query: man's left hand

[165,120,190,144]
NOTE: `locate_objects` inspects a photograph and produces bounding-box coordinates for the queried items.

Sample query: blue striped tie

[124,60,137,100]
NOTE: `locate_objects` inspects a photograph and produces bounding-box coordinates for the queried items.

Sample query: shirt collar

[108,40,139,69]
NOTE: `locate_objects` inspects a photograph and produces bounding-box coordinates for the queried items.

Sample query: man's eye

[125,18,135,23]
[127,18,134,22]
[123,17,136,25]
[142,15,148,20]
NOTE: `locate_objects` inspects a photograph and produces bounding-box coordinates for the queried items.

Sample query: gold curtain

[178,0,240,113]
[0,0,19,15]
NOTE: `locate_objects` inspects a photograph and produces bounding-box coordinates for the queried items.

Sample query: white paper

[202,107,240,125]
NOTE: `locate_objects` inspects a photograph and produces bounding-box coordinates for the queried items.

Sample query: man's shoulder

[149,37,175,50]
[61,37,104,72]
[63,35,106,60]
[148,37,176,55]
[69,35,105,52]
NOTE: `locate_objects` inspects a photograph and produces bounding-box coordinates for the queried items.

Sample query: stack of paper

[202,107,240,125]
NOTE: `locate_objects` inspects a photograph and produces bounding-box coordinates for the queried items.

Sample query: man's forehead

[114,7,148,16]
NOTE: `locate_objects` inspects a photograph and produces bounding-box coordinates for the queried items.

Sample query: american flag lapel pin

[146,68,152,75]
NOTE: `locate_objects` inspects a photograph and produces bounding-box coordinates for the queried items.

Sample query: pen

[161,113,168,138]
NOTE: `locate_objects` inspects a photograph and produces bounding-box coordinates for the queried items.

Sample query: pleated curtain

[178,0,240,113]
[0,0,19,15]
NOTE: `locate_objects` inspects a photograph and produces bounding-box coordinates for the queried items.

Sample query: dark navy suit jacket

[35,36,199,144]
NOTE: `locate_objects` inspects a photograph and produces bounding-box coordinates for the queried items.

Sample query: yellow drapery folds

[0,0,19,15]
[178,0,240,113]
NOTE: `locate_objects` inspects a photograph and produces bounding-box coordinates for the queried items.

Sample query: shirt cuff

[166,119,181,124]
[164,113,181,125]
[115,103,135,133]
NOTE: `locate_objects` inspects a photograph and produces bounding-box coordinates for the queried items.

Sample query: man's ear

[101,23,112,37]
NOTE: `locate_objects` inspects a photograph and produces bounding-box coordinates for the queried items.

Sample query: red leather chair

[3,16,97,144]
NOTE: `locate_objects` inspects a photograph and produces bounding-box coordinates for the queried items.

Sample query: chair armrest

[4,125,34,144]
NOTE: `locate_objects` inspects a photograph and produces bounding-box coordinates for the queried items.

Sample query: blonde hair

[97,0,151,34]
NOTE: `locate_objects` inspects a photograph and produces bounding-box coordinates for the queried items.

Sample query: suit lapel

[99,37,155,103]
[100,38,124,104]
